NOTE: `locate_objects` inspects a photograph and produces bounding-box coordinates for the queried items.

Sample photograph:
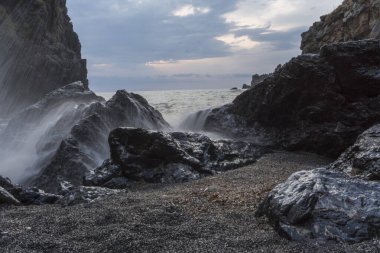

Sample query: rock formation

[256,168,380,243]
[257,123,380,242]
[301,0,380,53]
[205,39,380,158]
[0,0,88,116]
[251,73,270,86]
[12,85,169,193]
[85,128,268,187]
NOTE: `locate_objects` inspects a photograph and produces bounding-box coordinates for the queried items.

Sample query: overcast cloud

[67,0,342,91]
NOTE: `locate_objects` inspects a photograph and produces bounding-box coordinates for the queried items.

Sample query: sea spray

[178,109,212,132]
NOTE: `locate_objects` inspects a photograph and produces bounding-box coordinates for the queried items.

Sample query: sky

[66,0,342,92]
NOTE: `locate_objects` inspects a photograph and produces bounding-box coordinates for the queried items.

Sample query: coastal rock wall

[0,0,88,116]
[301,0,380,53]
[205,39,380,157]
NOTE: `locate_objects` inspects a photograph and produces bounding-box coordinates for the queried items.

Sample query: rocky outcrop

[257,123,380,243]
[256,168,380,243]
[205,39,380,158]
[301,0,380,53]
[85,128,268,187]
[24,89,169,193]
[251,73,270,86]
[0,0,88,116]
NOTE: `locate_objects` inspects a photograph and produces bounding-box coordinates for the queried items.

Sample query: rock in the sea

[256,168,380,243]
[205,39,380,157]
[301,0,380,54]
[85,128,268,187]
[0,0,88,116]
[330,124,380,180]
[242,84,251,89]
[25,89,169,193]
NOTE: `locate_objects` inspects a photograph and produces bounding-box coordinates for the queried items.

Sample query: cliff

[0,0,88,116]
[301,0,380,53]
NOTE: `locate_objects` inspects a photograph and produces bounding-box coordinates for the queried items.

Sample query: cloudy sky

[67,0,342,92]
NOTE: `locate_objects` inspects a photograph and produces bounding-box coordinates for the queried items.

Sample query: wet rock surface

[85,128,269,187]
[301,0,380,54]
[0,0,88,116]
[205,39,380,158]
[256,168,380,243]
[330,124,380,180]
[26,89,169,193]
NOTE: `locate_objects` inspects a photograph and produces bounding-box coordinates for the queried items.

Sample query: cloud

[66,0,342,91]
[172,4,211,17]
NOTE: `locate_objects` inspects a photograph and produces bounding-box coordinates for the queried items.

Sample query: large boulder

[256,168,380,243]
[205,39,380,158]
[85,128,268,187]
[301,0,380,54]
[0,0,88,116]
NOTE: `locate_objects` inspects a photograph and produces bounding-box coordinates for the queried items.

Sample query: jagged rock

[0,187,20,205]
[0,0,88,116]
[256,168,380,243]
[330,124,380,180]
[205,40,380,158]
[25,89,169,193]
[242,84,251,89]
[85,128,268,187]
[0,175,59,205]
[57,181,123,206]
[251,74,270,86]
[301,0,380,53]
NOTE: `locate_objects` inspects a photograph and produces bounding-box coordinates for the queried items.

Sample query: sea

[99,89,243,129]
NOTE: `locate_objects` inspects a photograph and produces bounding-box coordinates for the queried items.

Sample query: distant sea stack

[301,0,380,53]
[0,0,88,116]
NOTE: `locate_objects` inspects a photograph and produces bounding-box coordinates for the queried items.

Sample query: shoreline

[1,152,378,252]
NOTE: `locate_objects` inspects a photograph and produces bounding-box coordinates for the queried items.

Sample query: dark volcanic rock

[0,176,59,205]
[85,128,268,187]
[256,168,380,243]
[205,39,380,158]
[28,90,169,193]
[330,124,380,180]
[0,0,88,116]
[301,0,380,54]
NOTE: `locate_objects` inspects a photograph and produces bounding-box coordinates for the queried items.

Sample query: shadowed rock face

[301,0,380,54]
[205,40,380,158]
[85,128,268,187]
[0,0,88,116]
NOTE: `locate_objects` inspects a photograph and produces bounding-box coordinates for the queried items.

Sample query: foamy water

[99,89,243,128]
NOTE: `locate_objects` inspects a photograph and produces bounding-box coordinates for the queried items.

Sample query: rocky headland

[1,0,380,252]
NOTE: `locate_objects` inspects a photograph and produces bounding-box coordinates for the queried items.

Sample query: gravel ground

[0,152,379,253]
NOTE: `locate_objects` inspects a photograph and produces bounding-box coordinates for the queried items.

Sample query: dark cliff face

[0,0,88,117]
[301,0,380,54]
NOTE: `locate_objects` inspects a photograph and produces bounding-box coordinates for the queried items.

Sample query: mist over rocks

[0,0,88,116]
[23,88,169,193]
[85,127,268,187]
[301,0,380,54]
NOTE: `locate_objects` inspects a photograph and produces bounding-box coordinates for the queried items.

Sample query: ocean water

[99,89,243,129]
